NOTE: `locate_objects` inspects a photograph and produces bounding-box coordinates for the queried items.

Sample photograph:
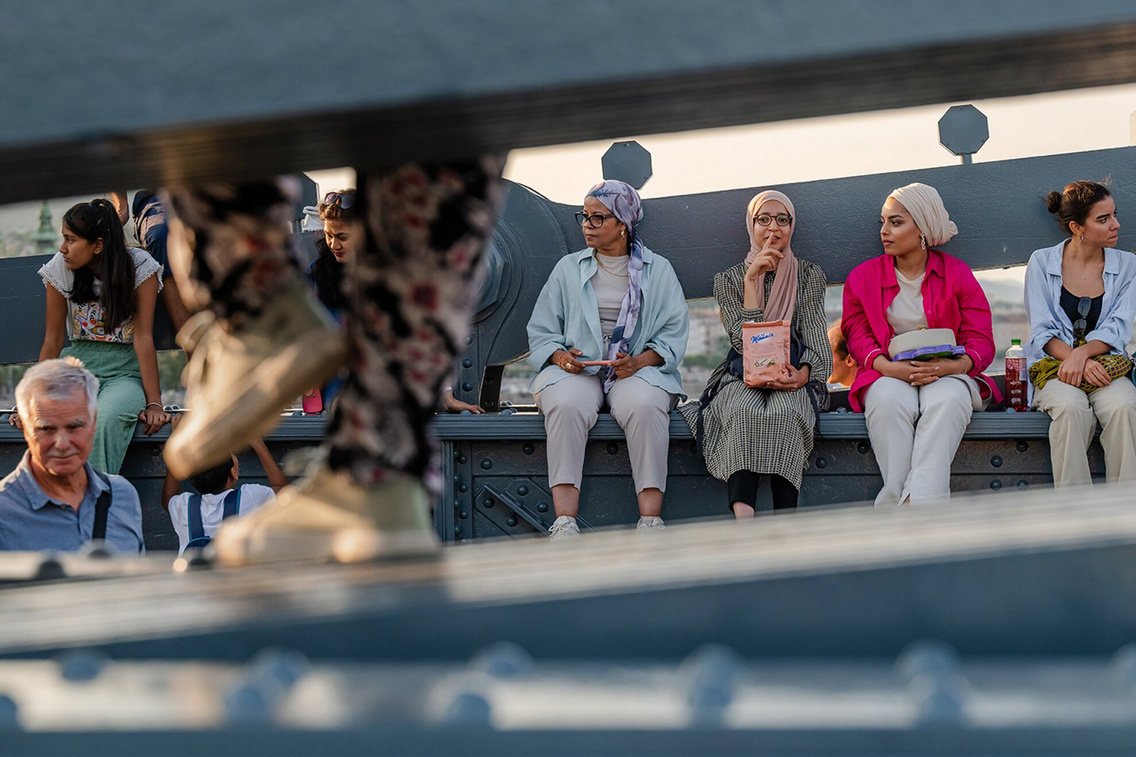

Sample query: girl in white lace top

[33,199,170,473]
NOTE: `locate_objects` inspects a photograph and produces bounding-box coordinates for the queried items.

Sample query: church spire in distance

[31,201,56,255]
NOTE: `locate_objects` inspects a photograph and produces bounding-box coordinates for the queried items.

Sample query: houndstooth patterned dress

[680,260,831,490]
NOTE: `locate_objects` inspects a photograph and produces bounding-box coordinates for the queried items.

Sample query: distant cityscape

[0,201,60,259]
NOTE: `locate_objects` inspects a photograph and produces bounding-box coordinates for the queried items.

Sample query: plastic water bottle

[1005,338,1027,412]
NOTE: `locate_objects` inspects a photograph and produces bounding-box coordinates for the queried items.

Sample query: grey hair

[15,357,99,423]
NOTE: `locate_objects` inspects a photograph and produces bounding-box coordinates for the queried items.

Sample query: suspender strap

[221,487,242,520]
[92,472,112,541]
[187,493,206,544]
[188,488,241,545]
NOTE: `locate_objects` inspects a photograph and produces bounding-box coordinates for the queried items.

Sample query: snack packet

[742,320,791,386]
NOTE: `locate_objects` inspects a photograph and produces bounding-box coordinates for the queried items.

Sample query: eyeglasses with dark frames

[754,213,793,227]
[323,191,356,211]
[1072,296,1091,345]
[575,211,617,229]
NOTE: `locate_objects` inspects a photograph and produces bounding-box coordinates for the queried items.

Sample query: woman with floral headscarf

[842,183,999,507]
[527,180,689,539]
[681,190,831,516]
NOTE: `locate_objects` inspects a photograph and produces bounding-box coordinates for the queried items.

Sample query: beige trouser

[1033,377,1136,487]
[864,376,976,508]
[535,374,678,493]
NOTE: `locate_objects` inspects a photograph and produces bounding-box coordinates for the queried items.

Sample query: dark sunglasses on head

[323,191,355,210]
[1073,296,1091,344]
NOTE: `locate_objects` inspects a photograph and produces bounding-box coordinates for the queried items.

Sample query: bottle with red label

[1005,338,1028,412]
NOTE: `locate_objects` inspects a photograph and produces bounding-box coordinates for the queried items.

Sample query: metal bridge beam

[4,1,1136,200]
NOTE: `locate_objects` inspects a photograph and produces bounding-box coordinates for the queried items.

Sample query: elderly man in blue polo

[0,358,144,552]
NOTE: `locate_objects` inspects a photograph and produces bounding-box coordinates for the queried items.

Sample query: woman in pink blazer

[842,183,999,507]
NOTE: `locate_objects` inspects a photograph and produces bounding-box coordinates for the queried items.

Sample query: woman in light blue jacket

[1025,180,1136,487]
[527,180,689,540]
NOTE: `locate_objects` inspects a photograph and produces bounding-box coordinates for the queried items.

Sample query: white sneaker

[547,515,580,540]
[164,279,348,479]
[637,516,666,532]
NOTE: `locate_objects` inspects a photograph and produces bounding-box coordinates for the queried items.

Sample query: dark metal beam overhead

[4,1,1136,201]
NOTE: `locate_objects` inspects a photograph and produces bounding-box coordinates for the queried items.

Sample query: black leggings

[727,470,798,511]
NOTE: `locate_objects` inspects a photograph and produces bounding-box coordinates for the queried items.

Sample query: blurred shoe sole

[164,281,347,479]
[213,466,438,565]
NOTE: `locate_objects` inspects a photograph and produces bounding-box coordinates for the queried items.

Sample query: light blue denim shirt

[527,246,689,398]
[0,452,145,553]
[1023,240,1136,368]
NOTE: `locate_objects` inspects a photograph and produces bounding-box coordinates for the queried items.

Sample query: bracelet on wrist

[145,402,163,410]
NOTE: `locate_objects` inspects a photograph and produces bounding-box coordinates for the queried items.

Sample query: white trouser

[864,376,975,507]
[535,374,678,493]
[1033,377,1136,487]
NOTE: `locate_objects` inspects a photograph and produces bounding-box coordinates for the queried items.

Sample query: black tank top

[1059,286,1103,339]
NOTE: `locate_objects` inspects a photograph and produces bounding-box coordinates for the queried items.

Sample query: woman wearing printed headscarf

[681,191,832,516]
[842,183,999,507]
[527,180,689,539]
[1025,181,1136,487]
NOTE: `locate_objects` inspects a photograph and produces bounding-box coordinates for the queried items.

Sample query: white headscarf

[888,183,958,246]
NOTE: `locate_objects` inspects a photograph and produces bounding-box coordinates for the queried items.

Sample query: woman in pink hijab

[682,190,832,517]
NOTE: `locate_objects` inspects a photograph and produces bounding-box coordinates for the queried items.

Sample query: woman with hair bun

[1024,180,1136,487]
[32,198,169,473]
[842,183,999,507]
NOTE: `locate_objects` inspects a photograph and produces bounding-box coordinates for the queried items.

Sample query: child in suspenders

[162,417,288,554]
